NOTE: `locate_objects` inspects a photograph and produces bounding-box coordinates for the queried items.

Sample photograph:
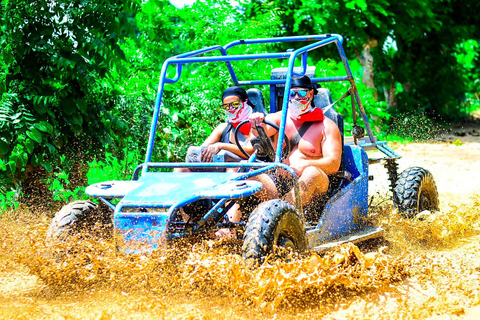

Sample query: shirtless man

[248,75,342,207]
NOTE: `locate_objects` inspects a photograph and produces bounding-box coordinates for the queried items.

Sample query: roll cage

[143,33,400,174]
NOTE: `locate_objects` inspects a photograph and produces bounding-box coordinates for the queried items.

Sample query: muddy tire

[46,200,112,241]
[393,167,439,218]
[242,199,307,267]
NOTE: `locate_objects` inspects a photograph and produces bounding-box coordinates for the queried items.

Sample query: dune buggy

[48,34,439,265]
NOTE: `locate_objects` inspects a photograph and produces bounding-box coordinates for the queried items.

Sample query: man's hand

[201,143,222,162]
[249,112,265,128]
[289,158,311,176]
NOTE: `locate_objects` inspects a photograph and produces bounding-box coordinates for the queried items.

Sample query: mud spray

[1,191,480,319]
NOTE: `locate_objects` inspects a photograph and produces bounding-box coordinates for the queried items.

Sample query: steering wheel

[234,119,291,162]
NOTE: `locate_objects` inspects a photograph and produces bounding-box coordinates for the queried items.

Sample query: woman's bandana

[226,102,252,135]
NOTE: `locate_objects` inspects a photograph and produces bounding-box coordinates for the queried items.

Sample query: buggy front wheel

[46,200,113,241]
[242,199,307,267]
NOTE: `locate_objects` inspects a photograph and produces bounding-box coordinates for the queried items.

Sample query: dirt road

[1,122,479,319]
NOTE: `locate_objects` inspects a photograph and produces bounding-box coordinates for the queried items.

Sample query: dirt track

[1,120,480,319]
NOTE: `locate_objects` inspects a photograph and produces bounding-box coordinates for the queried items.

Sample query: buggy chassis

[76,34,424,259]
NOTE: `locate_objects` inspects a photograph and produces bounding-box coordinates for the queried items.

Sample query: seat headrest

[314,88,344,135]
[314,87,333,109]
[247,88,267,115]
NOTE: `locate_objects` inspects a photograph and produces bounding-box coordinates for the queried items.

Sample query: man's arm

[249,112,281,137]
[312,119,342,174]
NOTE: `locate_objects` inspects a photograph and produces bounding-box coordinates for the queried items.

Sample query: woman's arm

[201,123,228,146]
[199,123,253,162]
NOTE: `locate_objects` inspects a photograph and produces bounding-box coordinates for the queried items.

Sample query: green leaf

[77,99,88,113]
[72,114,83,126]
[44,143,56,153]
[16,134,25,143]
[0,138,8,155]
[19,150,28,166]
[357,0,367,10]
[24,138,34,153]
[8,160,16,174]
[62,99,76,115]
[41,161,53,172]
[31,153,40,167]
[34,121,53,133]
[26,129,42,143]
[345,1,356,10]
[33,100,47,115]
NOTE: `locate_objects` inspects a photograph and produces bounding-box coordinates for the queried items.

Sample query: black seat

[314,88,344,138]
[247,88,267,115]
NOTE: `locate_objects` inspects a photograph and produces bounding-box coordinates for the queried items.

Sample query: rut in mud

[1,130,480,319]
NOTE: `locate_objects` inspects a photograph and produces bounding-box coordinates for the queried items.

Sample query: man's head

[291,75,318,94]
[288,75,318,119]
[221,86,252,123]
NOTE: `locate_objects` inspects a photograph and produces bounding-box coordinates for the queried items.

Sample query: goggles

[289,89,309,99]
[221,100,242,111]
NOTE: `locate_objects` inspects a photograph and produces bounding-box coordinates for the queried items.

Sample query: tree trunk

[384,74,398,109]
[357,38,378,99]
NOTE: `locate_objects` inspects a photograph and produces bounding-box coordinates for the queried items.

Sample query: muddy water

[1,138,480,319]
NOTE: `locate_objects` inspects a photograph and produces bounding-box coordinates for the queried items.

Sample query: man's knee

[300,166,329,193]
[252,173,278,200]
[301,166,328,182]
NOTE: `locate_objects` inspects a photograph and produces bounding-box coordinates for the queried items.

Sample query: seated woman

[175,86,254,173]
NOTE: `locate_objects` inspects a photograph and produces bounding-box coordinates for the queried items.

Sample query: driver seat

[314,88,344,138]
[303,88,350,222]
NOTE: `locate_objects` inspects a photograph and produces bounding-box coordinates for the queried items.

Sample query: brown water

[1,136,480,319]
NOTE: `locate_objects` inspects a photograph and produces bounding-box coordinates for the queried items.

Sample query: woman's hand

[201,143,222,162]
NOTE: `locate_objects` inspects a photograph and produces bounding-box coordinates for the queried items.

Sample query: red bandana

[231,122,251,136]
[294,108,324,123]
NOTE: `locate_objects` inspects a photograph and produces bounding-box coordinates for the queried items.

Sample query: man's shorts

[268,171,295,197]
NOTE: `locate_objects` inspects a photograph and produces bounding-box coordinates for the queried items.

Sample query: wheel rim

[418,190,432,211]
[277,235,295,251]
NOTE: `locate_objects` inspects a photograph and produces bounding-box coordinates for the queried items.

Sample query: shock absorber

[384,158,399,198]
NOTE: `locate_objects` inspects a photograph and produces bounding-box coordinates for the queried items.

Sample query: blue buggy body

[84,34,402,258]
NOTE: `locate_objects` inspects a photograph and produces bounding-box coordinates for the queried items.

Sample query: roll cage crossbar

[145,34,381,172]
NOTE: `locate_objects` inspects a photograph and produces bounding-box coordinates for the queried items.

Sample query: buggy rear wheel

[242,199,307,267]
[46,200,113,241]
[393,167,439,218]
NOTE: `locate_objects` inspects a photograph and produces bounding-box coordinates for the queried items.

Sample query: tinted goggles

[221,100,242,111]
[289,89,309,99]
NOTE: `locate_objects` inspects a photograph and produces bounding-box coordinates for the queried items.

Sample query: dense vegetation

[0,0,479,211]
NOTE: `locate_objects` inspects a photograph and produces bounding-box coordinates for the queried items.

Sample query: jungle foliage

[0,0,479,209]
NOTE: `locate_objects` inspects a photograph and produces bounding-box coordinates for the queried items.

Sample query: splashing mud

[1,138,480,319]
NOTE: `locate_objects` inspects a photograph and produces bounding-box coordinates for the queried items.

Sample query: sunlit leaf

[26,129,42,143]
